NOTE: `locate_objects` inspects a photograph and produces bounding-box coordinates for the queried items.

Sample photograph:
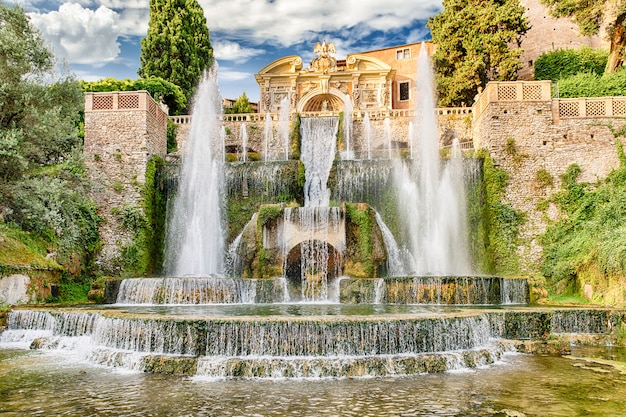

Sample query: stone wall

[472,82,624,270]
[83,91,167,270]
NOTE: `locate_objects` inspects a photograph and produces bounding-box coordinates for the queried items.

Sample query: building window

[399,81,410,101]
[396,48,411,60]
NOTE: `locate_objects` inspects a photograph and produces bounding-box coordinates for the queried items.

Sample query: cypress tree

[138,0,213,112]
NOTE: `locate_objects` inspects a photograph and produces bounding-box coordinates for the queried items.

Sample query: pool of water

[95,302,463,317]
[1,346,625,416]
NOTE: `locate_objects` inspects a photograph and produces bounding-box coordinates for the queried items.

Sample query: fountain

[7,50,623,387]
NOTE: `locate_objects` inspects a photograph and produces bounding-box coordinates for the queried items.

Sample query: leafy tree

[138,0,213,112]
[534,47,608,82]
[0,4,100,278]
[427,0,529,107]
[226,92,254,114]
[0,4,83,180]
[540,0,626,73]
[81,77,186,115]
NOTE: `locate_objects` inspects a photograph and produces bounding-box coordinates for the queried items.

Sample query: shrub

[534,47,607,82]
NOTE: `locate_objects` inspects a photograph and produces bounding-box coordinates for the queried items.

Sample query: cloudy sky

[9,0,442,101]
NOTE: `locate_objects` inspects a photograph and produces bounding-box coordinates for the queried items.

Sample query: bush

[534,47,608,82]
[556,70,626,98]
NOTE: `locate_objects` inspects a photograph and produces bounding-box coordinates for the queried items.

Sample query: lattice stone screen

[497,84,518,101]
[522,84,542,100]
[92,95,114,110]
[559,101,580,117]
[613,99,626,116]
[585,100,606,117]
[119,94,140,109]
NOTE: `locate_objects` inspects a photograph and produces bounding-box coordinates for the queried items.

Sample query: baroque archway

[297,89,346,113]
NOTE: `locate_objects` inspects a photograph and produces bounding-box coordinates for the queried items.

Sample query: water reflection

[1,347,625,416]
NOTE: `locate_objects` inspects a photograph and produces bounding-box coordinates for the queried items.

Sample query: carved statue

[310,40,337,74]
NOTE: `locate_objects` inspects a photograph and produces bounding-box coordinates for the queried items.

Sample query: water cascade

[364,112,372,160]
[342,93,353,159]
[239,123,248,162]
[263,112,272,162]
[163,67,225,276]
[279,95,291,160]
[384,116,392,159]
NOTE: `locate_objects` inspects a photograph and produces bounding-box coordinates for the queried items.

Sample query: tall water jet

[239,123,248,162]
[163,66,225,276]
[384,117,392,159]
[392,45,472,275]
[342,94,353,160]
[263,112,272,162]
[278,95,291,160]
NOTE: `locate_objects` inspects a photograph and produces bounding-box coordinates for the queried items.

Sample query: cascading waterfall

[263,112,272,162]
[374,212,408,276]
[291,117,341,301]
[391,45,472,275]
[279,95,291,160]
[239,122,248,162]
[342,93,353,159]
[384,116,392,159]
[364,112,372,160]
[163,66,225,276]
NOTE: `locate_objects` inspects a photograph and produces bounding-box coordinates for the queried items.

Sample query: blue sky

[9,0,442,102]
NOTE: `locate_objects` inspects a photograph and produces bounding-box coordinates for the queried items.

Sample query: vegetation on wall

[541,138,626,304]
[475,150,525,274]
[534,47,608,82]
[344,203,375,277]
[428,0,529,107]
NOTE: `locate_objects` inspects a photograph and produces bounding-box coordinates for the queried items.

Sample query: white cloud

[199,0,442,46]
[213,40,264,64]
[28,3,121,64]
[218,70,252,82]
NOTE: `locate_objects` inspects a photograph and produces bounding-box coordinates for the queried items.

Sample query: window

[396,48,411,60]
[399,81,410,101]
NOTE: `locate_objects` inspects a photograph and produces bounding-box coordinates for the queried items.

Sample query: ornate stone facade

[255,41,435,114]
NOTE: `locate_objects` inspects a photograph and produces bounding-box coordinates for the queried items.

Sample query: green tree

[0,4,100,279]
[540,0,626,73]
[427,0,529,107]
[138,0,213,112]
[226,92,254,114]
[0,4,83,181]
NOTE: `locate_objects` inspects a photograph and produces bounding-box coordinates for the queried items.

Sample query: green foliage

[540,0,626,73]
[0,4,83,181]
[3,156,101,276]
[428,0,529,106]
[138,0,213,112]
[49,281,92,304]
[556,70,626,98]
[534,167,554,189]
[541,140,626,303]
[82,77,186,116]
[257,205,284,228]
[345,203,375,277]
[167,119,178,153]
[290,115,301,159]
[0,223,62,270]
[504,137,517,156]
[476,150,525,274]
[226,92,254,114]
[534,47,608,82]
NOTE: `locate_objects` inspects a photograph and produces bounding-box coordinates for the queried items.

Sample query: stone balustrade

[85,90,168,128]
[554,96,626,119]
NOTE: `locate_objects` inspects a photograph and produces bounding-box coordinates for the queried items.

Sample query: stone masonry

[84,91,167,270]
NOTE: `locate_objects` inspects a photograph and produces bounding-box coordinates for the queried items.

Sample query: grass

[0,223,62,270]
